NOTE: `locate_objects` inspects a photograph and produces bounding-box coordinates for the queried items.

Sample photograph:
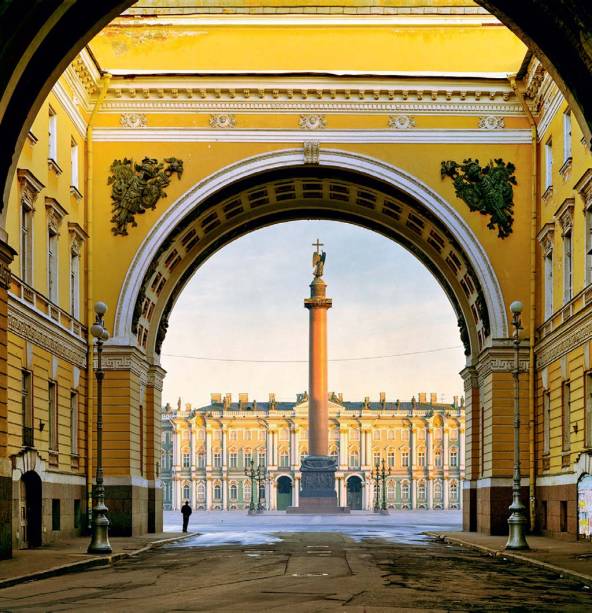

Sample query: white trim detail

[536,473,576,487]
[92,127,532,144]
[52,81,87,138]
[475,477,530,488]
[112,148,507,345]
[537,89,565,141]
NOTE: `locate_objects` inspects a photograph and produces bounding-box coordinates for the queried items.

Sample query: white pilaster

[290,427,298,466]
[206,430,213,467]
[444,479,449,509]
[206,478,213,510]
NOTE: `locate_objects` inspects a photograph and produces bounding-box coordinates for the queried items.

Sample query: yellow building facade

[161,393,465,512]
[0,2,591,557]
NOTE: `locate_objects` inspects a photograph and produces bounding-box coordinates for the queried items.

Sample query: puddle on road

[165,531,282,548]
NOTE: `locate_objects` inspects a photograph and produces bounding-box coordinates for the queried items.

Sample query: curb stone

[0,532,199,590]
[424,531,592,588]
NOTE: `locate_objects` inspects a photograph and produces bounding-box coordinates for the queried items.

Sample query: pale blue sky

[161,220,465,408]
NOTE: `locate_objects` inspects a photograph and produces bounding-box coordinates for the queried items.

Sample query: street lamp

[245,459,257,515]
[506,300,529,550]
[88,301,112,554]
[256,463,269,514]
[380,458,391,515]
[371,462,381,513]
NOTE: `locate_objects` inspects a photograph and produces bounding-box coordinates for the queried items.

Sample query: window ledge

[69,185,83,200]
[26,131,38,146]
[559,157,573,180]
[542,185,554,202]
[48,158,63,175]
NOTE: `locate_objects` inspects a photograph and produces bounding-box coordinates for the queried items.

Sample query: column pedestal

[287,456,349,513]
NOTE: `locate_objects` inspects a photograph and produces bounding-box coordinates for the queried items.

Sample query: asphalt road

[0,521,590,612]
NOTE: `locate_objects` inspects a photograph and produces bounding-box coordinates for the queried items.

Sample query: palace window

[418,450,426,467]
[244,430,251,441]
[280,451,289,467]
[563,228,573,303]
[329,448,338,465]
[402,481,410,500]
[229,452,238,469]
[243,480,251,501]
[182,484,191,501]
[373,430,380,441]
[544,390,551,455]
[213,429,221,441]
[280,428,289,441]
[230,430,237,441]
[213,452,222,468]
[299,429,308,440]
[182,453,191,468]
[230,483,238,500]
[373,452,381,467]
[330,428,339,441]
[401,451,409,467]
[197,453,206,468]
[197,482,206,501]
[387,450,395,467]
[20,201,33,284]
[48,380,58,452]
[47,225,58,303]
[402,429,410,442]
[418,481,426,500]
[544,138,553,190]
[351,429,360,441]
[349,450,360,468]
[214,483,222,500]
[544,247,554,319]
[70,138,79,190]
[70,390,78,456]
[258,452,266,467]
[435,450,442,467]
[243,448,252,464]
[387,429,395,441]
[450,481,458,500]
[563,109,572,163]
[48,106,57,162]
[450,448,458,467]
[434,481,442,499]
[562,381,571,452]
[70,244,80,318]
[387,480,395,499]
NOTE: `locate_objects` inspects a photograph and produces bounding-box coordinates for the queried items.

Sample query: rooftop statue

[312,238,326,278]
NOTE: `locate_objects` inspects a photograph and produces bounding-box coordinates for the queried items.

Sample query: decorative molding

[299,114,326,130]
[69,185,83,200]
[26,131,38,146]
[93,127,533,144]
[542,185,554,204]
[68,222,88,255]
[478,115,504,129]
[537,89,564,141]
[100,345,151,384]
[17,169,44,210]
[575,169,592,210]
[537,222,555,256]
[120,112,147,128]
[47,158,63,176]
[7,297,87,369]
[148,365,167,391]
[209,113,236,129]
[52,80,87,137]
[559,156,573,182]
[303,141,320,165]
[536,314,592,369]
[45,197,68,233]
[555,198,575,235]
[388,114,416,129]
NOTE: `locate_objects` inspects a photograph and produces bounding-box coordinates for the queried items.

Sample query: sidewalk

[425,530,592,586]
[0,531,197,589]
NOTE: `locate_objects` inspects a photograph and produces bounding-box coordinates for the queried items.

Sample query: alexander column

[288,240,348,513]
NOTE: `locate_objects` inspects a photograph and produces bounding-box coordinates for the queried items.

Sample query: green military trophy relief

[108,156,184,236]
[441,158,517,239]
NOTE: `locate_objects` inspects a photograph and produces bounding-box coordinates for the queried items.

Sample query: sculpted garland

[440,158,517,239]
[108,156,184,236]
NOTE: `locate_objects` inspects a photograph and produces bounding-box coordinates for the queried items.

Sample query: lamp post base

[505,506,529,550]
[87,512,112,554]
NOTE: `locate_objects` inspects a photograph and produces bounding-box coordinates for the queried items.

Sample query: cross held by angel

[312,239,326,278]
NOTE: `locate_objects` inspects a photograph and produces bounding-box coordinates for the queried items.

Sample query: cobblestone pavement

[0,523,591,611]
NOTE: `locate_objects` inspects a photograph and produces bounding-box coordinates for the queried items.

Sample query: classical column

[339,427,348,469]
[206,478,212,510]
[305,267,331,457]
[290,427,298,466]
[206,429,213,468]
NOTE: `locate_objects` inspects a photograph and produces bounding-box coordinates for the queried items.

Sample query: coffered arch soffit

[112,149,507,363]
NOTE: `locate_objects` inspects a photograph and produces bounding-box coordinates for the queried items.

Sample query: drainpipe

[85,73,111,529]
[510,75,538,532]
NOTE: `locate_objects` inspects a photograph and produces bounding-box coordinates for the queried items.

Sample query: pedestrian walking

[181,500,192,532]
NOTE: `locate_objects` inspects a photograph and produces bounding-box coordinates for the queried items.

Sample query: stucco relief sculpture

[441,158,516,239]
[108,156,184,235]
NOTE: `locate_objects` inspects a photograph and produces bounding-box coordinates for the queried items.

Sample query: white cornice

[92,127,532,144]
[537,89,564,141]
[52,81,87,137]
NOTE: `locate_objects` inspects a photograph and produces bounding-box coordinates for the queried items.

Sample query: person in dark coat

[181,500,192,532]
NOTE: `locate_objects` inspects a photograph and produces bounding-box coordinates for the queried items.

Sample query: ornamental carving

[45,197,67,234]
[555,198,575,235]
[441,158,517,239]
[388,115,416,129]
[108,156,184,236]
[303,141,320,164]
[478,115,505,130]
[120,113,147,128]
[299,114,326,130]
[17,169,44,210]
[537,223,555,256]
[209,113,236,129]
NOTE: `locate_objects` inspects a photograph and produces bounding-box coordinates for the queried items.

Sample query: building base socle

[287,456,350,514]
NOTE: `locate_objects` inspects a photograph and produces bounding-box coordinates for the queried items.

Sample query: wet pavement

[0,512,590,611]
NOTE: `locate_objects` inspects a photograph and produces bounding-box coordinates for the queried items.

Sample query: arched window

[450,480,458,500]
[401,450,409,467]
[258,451,266,467]
[244,480,251,500]
[243,448,252,465]
[387,479,395,499]
[418,449,426,467]
[373,429,380,441]
[450,448,458,467]
[230,482,238,500]
[418,480,426,500]
[182,483,191,501]
[435,449,442,468]
[434,481,442,499]
[280,450,290,467]
[229,451,238,468]
[387,429,395,440]
[330,428,340,441]
[214,483,222,500]
[213,451,222,468]
[329,446,338,465]
[197,482,206,501]
[402,481,410,500]
[349,449,360,468]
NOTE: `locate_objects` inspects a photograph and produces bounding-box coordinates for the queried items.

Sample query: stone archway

[276,476,293,511]
[346,475,363,510]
